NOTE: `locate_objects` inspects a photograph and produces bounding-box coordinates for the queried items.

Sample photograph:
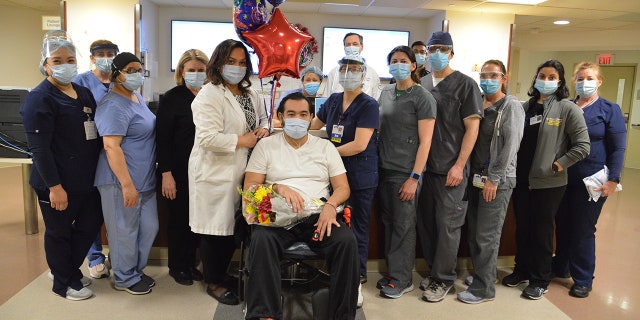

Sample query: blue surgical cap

[300,66,323,81]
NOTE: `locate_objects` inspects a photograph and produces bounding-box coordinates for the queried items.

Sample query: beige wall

[0,6,59,88]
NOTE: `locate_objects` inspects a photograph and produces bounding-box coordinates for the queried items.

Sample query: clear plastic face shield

[338,59,365,91]
[40,30,78,75]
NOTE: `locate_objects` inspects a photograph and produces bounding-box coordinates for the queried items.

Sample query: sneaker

[140,273,156,287]
[88,263,109,279]
[114,280,151,295]
[502,272,528,287]
[569,284,591,298]
[464,275,474,286]
[521,285,548,300]
[48,271,92,287]
[422,279,453,302]
[380,280,414,299]
[357,283,363,308]
[419,277,431,291]
[376,275,391,289]
[64,287,94,301]
[457,290,494,304]
[360,275,368,284]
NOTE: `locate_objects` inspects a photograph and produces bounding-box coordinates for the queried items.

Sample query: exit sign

[598,53,615,65]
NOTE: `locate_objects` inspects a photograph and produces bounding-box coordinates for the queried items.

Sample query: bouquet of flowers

[238,185,328,228]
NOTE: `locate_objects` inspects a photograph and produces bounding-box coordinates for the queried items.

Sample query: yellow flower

[254,187,268,202]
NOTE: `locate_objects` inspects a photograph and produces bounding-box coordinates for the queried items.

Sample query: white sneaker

[64,287,93,301]
[88,263,110,279]
[48,270,92,287]
[357,283,363,308]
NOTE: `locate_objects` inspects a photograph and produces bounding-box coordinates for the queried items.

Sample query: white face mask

[184,71,206,89]
[95,57,113,73]
[283,117,310,139]
[576,80,598,98]
[344,46,360,58]
[122,72,144,91]
[49,63,78,85]
[221,65,246,85]
[338,71,362,91]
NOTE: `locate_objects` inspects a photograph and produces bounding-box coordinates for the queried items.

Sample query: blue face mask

[344,46,360,58]
[49,63,78,85]
[221,65,246,85]
[303,82,320,95]
[283,117,309,139]
[415,54,427,67]
[122,72,144,91]
[534,79,558,96]
[184,72,206,89]
[338,71,362,91]
[389,63,411,81]
[428,51,449,71]
[576,80,598,98]
[480,79,500,95]
[95,57,113,73]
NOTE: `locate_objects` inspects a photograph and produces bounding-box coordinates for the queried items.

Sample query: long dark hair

[527,59,569,105]
[206,39,252,94]
[386,45,420,84]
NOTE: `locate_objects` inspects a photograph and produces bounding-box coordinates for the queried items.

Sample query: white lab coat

[188,83,268,235]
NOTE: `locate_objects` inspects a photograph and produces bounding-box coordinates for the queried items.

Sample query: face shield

[39,30,77,75]
[337,58,365,91]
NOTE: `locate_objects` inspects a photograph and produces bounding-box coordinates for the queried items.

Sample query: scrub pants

[348,186,376,277]
[246,215,359,320]
[36,188,103,297]
[553,183,606,288]
[466,180,514,298]
[86,234,106,267]
[98,184,159,288]
[417,172,469,284]
[512,185,566,288]
[378,171,421,286]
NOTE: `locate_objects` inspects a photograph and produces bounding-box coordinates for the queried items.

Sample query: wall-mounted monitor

[171,20,259,73]
[322,27,410,79]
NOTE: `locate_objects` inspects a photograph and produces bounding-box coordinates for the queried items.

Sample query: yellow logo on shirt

[546,118,562,126]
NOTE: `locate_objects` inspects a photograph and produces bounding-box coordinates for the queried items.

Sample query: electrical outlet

[472,64,481,72]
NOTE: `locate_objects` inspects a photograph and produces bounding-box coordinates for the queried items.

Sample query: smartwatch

[410,172,421,181]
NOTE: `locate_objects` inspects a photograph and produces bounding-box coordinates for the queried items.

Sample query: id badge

[330,124,344,143]
[472,173,487,189]
[84,120,97,140]
[530,115,542,126]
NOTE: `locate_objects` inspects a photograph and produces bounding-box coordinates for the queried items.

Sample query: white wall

[152,6,440,97]
[0,6,59,88]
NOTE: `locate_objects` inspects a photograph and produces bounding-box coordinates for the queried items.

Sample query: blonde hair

[573,61,603,84]
[175,49,209,86]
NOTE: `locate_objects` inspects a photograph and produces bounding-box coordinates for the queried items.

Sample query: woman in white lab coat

[188,39,269,305]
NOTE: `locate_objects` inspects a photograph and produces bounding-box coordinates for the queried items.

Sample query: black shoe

[360,275,367,284]
[569,284,591,298]
[189,267,204,281]
[207,285,239,305]
[140,273,156,288]
[114,280,151,295]
[502,272,528,287]
[169,270,194,286]
[522,285,548,300]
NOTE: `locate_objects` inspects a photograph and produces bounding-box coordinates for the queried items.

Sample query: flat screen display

[322,27,410,79]
[171,20,259,73]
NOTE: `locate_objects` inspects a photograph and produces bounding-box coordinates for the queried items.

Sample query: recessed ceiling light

[554,20,571,25]
[486,0,547,4]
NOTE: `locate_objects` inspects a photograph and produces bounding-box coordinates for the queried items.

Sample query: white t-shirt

[245,133,346,201]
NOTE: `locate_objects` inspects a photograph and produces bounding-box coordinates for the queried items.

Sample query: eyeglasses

[479,72,504,80]
[122,68,144,74]
[427,45,452,54]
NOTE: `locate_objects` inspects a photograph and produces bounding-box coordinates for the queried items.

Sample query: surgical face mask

[428,51,449,72]
[283,117,309,139]
[389,63,411,81]
[576,80,598,98]
[221,64,246,85]
[415,54,427,67]
[338,71,362,91]
[122,72,144,91]
[49,63,78,85]
[95,57,113,73]
[344,46,360,58]
[184,72,206,89]
[534,79,558,96]
[480,79,500,95]
[303,82,320,95]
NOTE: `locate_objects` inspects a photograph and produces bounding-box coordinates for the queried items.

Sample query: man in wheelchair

[243,92,359,320]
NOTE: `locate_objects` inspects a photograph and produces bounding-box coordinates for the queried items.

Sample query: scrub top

[94,90,156,192]
[73,71,112,104]
[316,92,379,190]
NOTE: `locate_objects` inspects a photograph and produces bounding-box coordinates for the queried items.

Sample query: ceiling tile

[319,3,367,15]
[362,6,414,17]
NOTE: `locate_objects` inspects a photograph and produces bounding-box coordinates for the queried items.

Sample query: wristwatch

[410,172,421,181]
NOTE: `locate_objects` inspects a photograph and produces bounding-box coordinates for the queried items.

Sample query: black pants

[200,234,235,284]
[167,180,199,272]
[512,185,566,288]
[36,188,103,297]
[246,215,359,320]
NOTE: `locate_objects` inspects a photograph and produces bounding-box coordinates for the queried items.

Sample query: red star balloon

[242,8,313,78]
